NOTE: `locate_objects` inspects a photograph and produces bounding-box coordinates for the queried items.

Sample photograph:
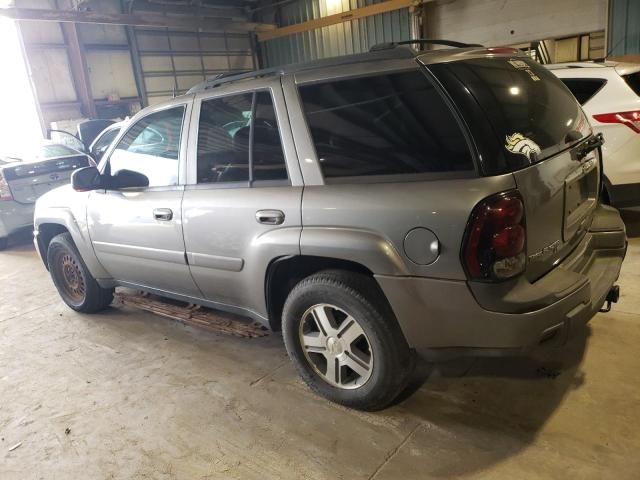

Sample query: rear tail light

[592,110,640,133]
[0,172,12,201]
[462,191,526,281]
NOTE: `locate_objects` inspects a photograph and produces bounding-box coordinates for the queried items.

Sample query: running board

[113,291,269,338]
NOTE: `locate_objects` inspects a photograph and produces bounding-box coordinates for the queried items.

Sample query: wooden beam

[0,7,275,33]
[60,21,96,118]
[257,0,419,42]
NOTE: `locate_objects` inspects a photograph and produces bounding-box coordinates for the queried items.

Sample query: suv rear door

[426,54,598,281]
[182,78,302,318]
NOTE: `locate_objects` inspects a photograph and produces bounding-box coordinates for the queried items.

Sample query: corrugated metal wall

[608,0,640,58]
[135,28,254,106]
[17,0,141,123]
[16,0,256,124]
[425,0,607,48]
[18,0,84,124]
[260,0,411,67]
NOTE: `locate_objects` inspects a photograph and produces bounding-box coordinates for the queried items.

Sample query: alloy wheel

[298,303,373,389]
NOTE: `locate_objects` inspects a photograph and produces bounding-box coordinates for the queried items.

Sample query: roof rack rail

[370,39,484,52]
[187,67,283,94]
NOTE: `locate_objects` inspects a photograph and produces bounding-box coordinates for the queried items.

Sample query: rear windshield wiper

[575,133,604,161]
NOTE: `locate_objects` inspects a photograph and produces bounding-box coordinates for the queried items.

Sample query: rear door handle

[153,208,173,221]
[256,209,285,225]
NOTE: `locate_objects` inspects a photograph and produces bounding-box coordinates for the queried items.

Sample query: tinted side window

[253,91,287,181]
[197,91,287,184]
[298,71,473,179]
[197,93,252,183]
[623,72,640,97]
[560,78,606,105]
[109,106,185,187]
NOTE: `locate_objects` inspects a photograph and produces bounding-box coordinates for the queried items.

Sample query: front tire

[47,232,113,313]
[282,270,413,411]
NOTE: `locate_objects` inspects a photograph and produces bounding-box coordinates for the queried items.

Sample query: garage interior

[1,0,640,478]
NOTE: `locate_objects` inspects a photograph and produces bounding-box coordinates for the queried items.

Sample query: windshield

[91,128,120,160]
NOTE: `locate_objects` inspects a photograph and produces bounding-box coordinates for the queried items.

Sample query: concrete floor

[1,213,640,480]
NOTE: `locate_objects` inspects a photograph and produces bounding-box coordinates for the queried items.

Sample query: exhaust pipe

[599,285,620,313]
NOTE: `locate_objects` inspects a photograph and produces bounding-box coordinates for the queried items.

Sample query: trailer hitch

[599,285,620,313]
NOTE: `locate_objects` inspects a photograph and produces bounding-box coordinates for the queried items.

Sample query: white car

[548,61,640,207]
[0,143,91,249]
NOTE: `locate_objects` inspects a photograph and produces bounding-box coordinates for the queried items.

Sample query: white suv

[548,62,640,207]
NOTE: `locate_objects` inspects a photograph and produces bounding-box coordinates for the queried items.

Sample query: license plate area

[564,157,598,241]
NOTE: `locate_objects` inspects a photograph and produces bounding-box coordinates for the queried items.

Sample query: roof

[546,61,610,70]
[546,60,640,76]
[186,41,529,94]
[187,46,419,94]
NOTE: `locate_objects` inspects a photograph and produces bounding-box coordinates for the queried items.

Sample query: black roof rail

[187,67,283,94]
[370,39,484,52]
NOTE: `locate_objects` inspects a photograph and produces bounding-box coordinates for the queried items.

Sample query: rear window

[39,144,79,158]
[623,71,640,97]
[430,57,591,174]
[298,71,474,180]
[559,78,606,105]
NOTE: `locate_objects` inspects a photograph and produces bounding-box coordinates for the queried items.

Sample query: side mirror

[71,166,102,191]
[109,169,149,189]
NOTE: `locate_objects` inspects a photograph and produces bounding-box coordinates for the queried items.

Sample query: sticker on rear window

[505,133,541,160]
[508,59,541,81]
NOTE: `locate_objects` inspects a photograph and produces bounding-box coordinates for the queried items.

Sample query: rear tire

[47,232,113,313]
[282,270,414,411]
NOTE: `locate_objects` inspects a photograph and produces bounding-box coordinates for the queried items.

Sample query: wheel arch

[265,255,376,331]
[36,223,70,269]
[35,209,111,281]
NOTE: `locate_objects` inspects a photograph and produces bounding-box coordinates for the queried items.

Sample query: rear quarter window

[298,71,474,180]
[623,71,640,97]
[559,78,607,105]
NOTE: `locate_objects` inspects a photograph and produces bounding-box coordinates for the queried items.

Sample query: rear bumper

[376,204,626,351]
[0,201,34,238]
[607,182,640,208]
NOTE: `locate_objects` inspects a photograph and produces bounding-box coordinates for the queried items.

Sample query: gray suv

[34,42,627,410]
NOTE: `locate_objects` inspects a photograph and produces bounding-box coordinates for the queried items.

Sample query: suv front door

[182,80,302,318]
[88,101,202,297]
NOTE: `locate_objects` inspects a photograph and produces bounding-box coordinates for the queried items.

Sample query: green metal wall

[608,0,640,57]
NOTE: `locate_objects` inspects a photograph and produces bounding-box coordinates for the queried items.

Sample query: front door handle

[153,208,173,221]
[256,209,285,225]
